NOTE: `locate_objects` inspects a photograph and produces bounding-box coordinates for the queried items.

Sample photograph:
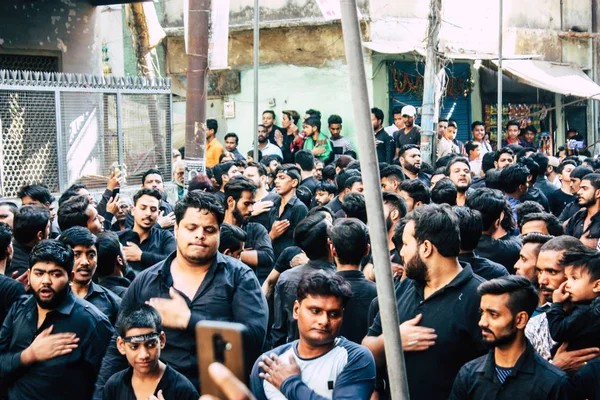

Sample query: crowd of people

[1,105,600,400]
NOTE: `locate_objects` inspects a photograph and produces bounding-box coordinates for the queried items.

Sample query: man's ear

[494,161,499,169]
[226,196,235,210]
[223,248,232,257]
[116,337,127,355]
[293,300,300,320]
[159,331,166,349]
[592,279,600,293]
[36,230,44,242]
[515,311,529,330]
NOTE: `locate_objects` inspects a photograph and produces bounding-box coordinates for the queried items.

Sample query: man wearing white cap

[394,105,422,158]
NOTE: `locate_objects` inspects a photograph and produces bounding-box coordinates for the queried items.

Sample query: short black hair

[188,174,215,193]
[398,144,420,158]
[0,202,18,217]
[305,109,322,119]
[133,188,162,206]
[59,226,97,249]
[58,184,88,206]
[381,165,406,183]
[531,152,549,175]
[471,121,485,131]
[506,120,520,130]
[557,160,577,174]
[328,218,369,266]
[207,118,218,133]
[328,114,342,125]
[399,179,431,205]
[294,213,331,260]
[322,164,336,182]
[335,169,360,192]
[295,150,315,172]
[117,303,162,338]
[477,275,539,318]
[96,231,122,277]
[383,191,408,220]
[444,157,471,176]
[316,181,338,196]
[517,157,539,181]
[516,201,545,228]
[404,203,460,257]
[0,222,12,261]
[466,188,507,231]
[453,206,483,252]
[224,132,239,143]
[560,247,600,282]
[430,178,457,206]
[482,152,497,173]
[262,110,276,119]
[341,192,367,223]
[521,212,563,236]
[224,176,257,205]
[14,205,50,244]
[248,149,263,160]
[296,269,353,307]
[343,175,363,192]
[17,184,54,204]
[141,169,163,186]
[213,161,236,186]
[245,161,267,177]
[465,141,480,155]
[174,191,225,226]
[582,173,600,191]
[219,223,248,254]
[30,239,74,274]
[495,147,514,162]
[571,165,594,180]
[305,116,321,131]
[371,107,384,122]
[296,186,313,208]
[500,164,530,193]
[435,154,458,169]
[485,169,503,190]
[540,235,589,253]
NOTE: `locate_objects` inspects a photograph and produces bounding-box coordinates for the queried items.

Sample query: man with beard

[514,233,553,316]
[363,204,486,400]
[494,147,515,170]
[96,231,131,298]
[59,226,121,326]
[445,157,472,206]
[252,270,376,400]
[450,276,569,399]
[372,107,394,164]
[398,144,430,186]
[223,176,274,284]
[245,162,279,231]
[303,117,333,163]
[393,105,422,152]
[250,125,283,159]
[0,240,113,400]
[93,191,268,397]
[565,173,600,249]
[380,165,405,194]
[117,189,176,273]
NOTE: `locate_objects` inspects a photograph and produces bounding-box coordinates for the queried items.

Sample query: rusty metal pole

[339,1,410,398]
[184,0,210,187]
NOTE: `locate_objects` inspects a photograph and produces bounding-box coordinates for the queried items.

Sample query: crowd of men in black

[2,106,600,400]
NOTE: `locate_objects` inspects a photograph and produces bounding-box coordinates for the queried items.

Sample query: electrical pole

[497,0,503,146]
[253,0,260,161]
[339,1,410,399]
[420,0,442,165]
[184,0,210,187]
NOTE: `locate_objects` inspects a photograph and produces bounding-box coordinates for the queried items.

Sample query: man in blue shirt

[251,270,376,400]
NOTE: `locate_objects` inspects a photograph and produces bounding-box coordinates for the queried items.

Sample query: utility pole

[420,0,442,165]
[184,0,210,187]
[339,1,410,399]
[253,0,260,161]
[497,0,503,147]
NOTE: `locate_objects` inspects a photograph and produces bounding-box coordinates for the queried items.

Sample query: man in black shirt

[93,191,268,397]
[268,165,308,260]
[117,189,176,273]
[330,219,377,344]
[271,213,334,346]
[246,161,280,231]
[223,177,275,284]
[0,240,113,400]
[326,169,360,214]
[58,195,104,234]
[549,160,577,217]
[372,107,395,164]
[467,189,522,274]
[393,105,422,155]
[0,223,25,326]
[212,161,242,206]
[520,212,564,236]
[450,276,569,399]
[60,226,121,325]
[17,184,59,238]
[103,304,198,400]
[96,231,130,298]
[296,150,319,195]
[565,173,600,249]
[558,165,592,221]
[363,204,485,400]
[6,205,50,277]
[397,145,431,186]
[454,207,509,280]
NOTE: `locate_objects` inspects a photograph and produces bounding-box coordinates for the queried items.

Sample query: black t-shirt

[103,365,199,400]
[273,246,303,274]
[548,188,576,217]
[394,125,422,148]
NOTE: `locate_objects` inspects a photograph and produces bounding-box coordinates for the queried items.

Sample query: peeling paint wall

[0,0,103,74]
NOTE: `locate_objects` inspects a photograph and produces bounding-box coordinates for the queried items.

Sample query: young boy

[103,304,199,400]
[547,249,600,354]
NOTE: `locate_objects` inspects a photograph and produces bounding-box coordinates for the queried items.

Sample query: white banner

[183,0,230,70]
[314,0,362,21]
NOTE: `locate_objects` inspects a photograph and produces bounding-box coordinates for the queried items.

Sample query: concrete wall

[0,0,103,74]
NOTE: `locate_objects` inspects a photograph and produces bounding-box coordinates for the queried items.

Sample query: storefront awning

[492,60,600,101]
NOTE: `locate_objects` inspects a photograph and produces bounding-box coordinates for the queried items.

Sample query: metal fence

[0,70,172,197]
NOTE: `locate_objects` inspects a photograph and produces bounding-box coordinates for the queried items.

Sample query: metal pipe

[497,0,503,146]
[116,91,124,167]
[55,90,65,191]
[184,0,210,184]
[339,1,410,398]
[253,0,259,161]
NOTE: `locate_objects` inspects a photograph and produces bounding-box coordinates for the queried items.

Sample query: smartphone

[112,187,120,198]
[196,321,248,397]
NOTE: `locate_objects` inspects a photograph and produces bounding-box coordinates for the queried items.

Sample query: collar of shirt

[55,288,77,315]
[478,340,536,381]
[412,262,476,300]
[336,270,366,280]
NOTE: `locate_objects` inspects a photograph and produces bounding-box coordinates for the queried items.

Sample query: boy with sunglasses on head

[103,304,199,400]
